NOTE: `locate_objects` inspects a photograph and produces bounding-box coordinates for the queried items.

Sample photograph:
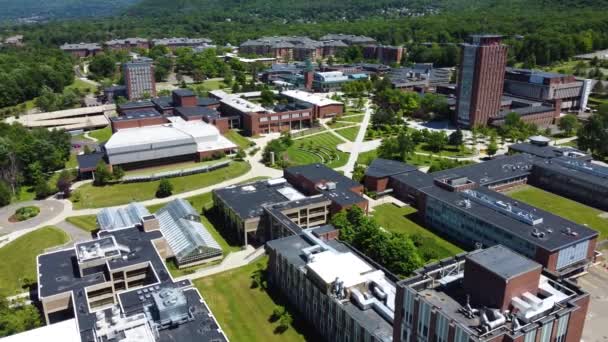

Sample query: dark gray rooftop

[466,245,541,280]
[175,106,220,119]
[77,152,105,170]
[535,157,608,188]
[173,88,195,97]
[198,97,220,107]
[152,96,174,109]
[285,164,366,206]
[431,154,537,186]
[509,143,591,160]
[420,185,598,252]
[496,105,555,118]
[213,179,306,220]
[365,158,417,178]
[111,108,163,121]
[118,100,155,111]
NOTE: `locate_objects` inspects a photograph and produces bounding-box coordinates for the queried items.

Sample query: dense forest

[0,47,74,108]
[0,0,605,70]
[0,0,139,22]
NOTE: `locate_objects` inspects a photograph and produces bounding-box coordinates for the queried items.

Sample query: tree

[558,114,580,136]
[156,178,173,198]
[278,312,293,333]
[260,89,275,107]
[352,164,366,183]
[0,181,10,207]
[593,81,605,94]
[487,136,498,157]
[34,179,52,199]
[448,129,464,146]
[426,131,448,153]
[0,298,42,337]
[89,54,116,79]
[111,166,124,180]
[578,107,608,159]
[56,170,72,198]
[93,161,112,186]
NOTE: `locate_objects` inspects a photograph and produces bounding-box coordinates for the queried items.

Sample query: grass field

[505,186,608,239]
[338,114,364,123]
[335,126,360,142]
[66,215,98,232]
[285,132,349,169]
[372,204,464,259]
[0,226,70,296]
[72,161,251,209]
[356,148,468,169]
[327,121,357,129]
[88,126,112,143]
[195,258,316,342]
[224,130,253,150]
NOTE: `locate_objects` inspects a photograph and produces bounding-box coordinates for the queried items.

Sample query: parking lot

[580,264,608,341]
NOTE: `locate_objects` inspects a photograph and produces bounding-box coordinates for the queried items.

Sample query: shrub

[156,179,173,198]
[34,180,53,199]
[0,181,10,207]
[14,206,40,221]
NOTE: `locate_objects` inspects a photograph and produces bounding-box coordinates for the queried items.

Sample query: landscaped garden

[195,258,318,342]
[10,206,40,222]
[285,133,349,168]
[0,226,70,296]
[372,204,464,260]
[505,185,608,239]
[72,161,251,209]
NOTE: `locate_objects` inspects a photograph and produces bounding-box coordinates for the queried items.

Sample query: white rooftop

[306,250,374,288]
[105,119,236,152]
[1,318,80,342]
[281,90,343,107]
[220,95,267,113]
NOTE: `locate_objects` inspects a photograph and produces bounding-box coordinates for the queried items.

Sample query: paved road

[580,264,608,341]
[0,200,65,234]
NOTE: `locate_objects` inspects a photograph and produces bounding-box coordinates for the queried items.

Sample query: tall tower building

[455,35,508,127]
[123,58,156,100]
[303,58,314,90]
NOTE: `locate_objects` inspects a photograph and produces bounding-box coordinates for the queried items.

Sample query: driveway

[580,265,608,341]
[0,200,65,234]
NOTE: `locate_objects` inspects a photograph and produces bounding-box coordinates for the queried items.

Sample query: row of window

[259,112,310,122]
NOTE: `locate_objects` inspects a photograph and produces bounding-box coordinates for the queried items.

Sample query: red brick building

[104,38,150,51]
[456,35,508,128]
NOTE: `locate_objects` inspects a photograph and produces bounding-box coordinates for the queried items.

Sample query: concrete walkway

[338,100,373,177]
[0,200,66,234]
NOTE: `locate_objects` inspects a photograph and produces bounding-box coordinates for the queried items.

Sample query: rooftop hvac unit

[326,182,337,190]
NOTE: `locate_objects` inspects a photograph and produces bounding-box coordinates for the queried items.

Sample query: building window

[555,314,569,342]
[540,321,553,342]
[524,330,537,342]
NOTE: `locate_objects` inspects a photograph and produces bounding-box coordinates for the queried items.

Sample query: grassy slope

[505,185,608,239]
[224,130,252,150]
[0,226,70,296]
[88,126,112,143]
[372,204,463,259]
[73,161,250,209]
[194,258,315,342]
[66,215,98,232]
[286,132,348,169]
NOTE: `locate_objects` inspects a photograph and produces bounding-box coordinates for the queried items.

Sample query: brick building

[105,37,150,51]
[363,45,405,65]
[123,58,156,100]
[456,35,508,128]
[59,43,102,58]
[394,245,590,342]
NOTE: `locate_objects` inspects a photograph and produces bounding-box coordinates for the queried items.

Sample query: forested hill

[0,0,139,22]
[125,0,442,21]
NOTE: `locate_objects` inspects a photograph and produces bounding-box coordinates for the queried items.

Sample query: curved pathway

[0,200,65,234]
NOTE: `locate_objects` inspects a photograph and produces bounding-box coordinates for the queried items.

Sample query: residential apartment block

[60,43,103,58]
[123,58,156,100]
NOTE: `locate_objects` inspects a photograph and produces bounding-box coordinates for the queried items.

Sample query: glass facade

[457,45,477,125]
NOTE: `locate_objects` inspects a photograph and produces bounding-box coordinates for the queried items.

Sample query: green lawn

[357,148,468,169]
[357,149,378,165]
[327,121,357,129]
[224,130,253,150]
[372,204,464,259]
[72,161,251,209]
[124,158,230,177]
[338,114,364,123]
[66,215,98,232]
[88,126,112,143]
[195,258,316,342]
[0,226,70,296]
[505,186,608,239]
[66,153,78,169]
[285,132,349,169]
[335,126,360,142]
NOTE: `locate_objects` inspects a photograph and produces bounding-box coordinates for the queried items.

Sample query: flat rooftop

[111,108,163,122]
[285,164,366,206]
[38,226,227,342]
[213,178,307,220]
[535,157,608,188]
[466,245,541,281]
[266,232,394,341]
[431,154,537,187]
[281,90,342,107]
[365,158,418,178]
[420,185,598,252]
[509,143,591,160]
